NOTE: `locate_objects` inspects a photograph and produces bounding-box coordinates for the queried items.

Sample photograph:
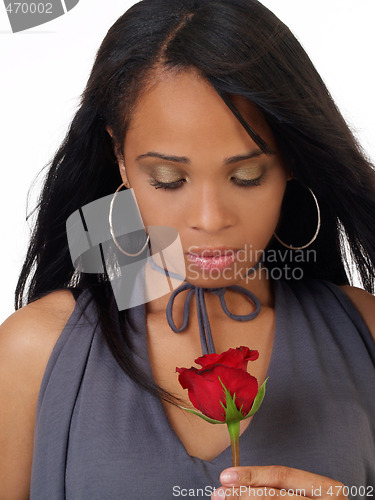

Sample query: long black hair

[15,0,375,404]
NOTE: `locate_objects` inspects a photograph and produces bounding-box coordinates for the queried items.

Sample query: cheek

[239,177,287,245]
[131,187,182,227]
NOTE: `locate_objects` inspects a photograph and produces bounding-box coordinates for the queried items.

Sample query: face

[114,69,291,287]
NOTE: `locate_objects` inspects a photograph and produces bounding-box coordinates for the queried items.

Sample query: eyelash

[149,175,264,190]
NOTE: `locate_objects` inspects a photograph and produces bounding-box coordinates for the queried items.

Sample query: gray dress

[30,277,375,499]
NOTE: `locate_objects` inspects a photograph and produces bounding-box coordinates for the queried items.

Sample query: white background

[0,0,374,320]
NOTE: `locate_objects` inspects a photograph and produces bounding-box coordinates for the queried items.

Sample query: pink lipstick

[186,248,239,271]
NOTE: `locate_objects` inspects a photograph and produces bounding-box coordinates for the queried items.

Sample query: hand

[211,466,348,499]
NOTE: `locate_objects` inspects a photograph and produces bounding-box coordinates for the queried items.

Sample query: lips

[185,248,239,270]
[185,247,239,257]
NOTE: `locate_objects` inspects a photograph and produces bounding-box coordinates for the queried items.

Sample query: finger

[219,466,343,497]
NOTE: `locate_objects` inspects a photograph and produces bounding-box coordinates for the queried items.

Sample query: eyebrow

[135,149,275,165]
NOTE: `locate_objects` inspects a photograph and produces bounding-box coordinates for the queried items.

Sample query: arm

[339,285,375,343]
[0,290,75,500]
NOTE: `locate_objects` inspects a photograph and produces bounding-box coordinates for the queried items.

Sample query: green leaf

[243,377,268,419]
[218,378,244,423]
[178,406,224,424]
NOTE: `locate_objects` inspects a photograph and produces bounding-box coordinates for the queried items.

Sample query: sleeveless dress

[30,277,375,499]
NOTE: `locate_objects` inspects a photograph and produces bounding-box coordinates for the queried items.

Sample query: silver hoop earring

[109,183,150,256]
[273,187,321,250]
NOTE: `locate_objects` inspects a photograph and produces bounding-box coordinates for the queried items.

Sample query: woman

[1,0,374,498]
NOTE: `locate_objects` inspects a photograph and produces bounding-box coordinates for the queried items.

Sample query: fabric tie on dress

[149,258,262,355]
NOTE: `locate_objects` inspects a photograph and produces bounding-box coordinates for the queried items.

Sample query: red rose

[176,346,259,422]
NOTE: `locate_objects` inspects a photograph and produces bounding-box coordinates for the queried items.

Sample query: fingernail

[212,487,226,498]
[220,469,238,483]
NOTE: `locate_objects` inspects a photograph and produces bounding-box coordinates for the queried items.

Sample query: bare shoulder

[0,288,77,399]
[0,289,76,357]
[339,285,375,343]
[0,289,76,499]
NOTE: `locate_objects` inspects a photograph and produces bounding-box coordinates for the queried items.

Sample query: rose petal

[183,368,228,421]
[195,346,259,371]
[176,366,202,412]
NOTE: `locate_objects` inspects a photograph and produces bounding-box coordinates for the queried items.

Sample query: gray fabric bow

[149,259,261,355]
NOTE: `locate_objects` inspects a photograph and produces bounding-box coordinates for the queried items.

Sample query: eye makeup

[146,164,187,190]
[148,165,185,183]
[146,163,267,190]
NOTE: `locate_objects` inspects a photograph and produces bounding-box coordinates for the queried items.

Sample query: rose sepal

[219,376,268,422]
[242,377,268,419]
[219,377,246,423]
[177,406,224,424]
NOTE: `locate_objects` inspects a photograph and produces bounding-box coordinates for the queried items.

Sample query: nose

[186,183,237,234]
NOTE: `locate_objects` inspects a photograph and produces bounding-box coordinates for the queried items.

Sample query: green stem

[227,420,240,467]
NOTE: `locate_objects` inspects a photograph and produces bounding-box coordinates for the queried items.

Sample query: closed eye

[148,174,265,190]
[231,174,264,187]
[148,179,187,190]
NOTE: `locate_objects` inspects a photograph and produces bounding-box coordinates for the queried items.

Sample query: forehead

[125,68,277,153]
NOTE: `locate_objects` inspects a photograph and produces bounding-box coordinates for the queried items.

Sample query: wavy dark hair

[15,0,375,403]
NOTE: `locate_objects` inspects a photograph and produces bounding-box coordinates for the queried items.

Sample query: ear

[117,158,131,188]
[283,168,293,182]
[284,163,294,181]
[106,126,130,188]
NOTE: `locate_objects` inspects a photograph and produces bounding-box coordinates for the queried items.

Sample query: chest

[62,284,375,497]
[145,306,275,461]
